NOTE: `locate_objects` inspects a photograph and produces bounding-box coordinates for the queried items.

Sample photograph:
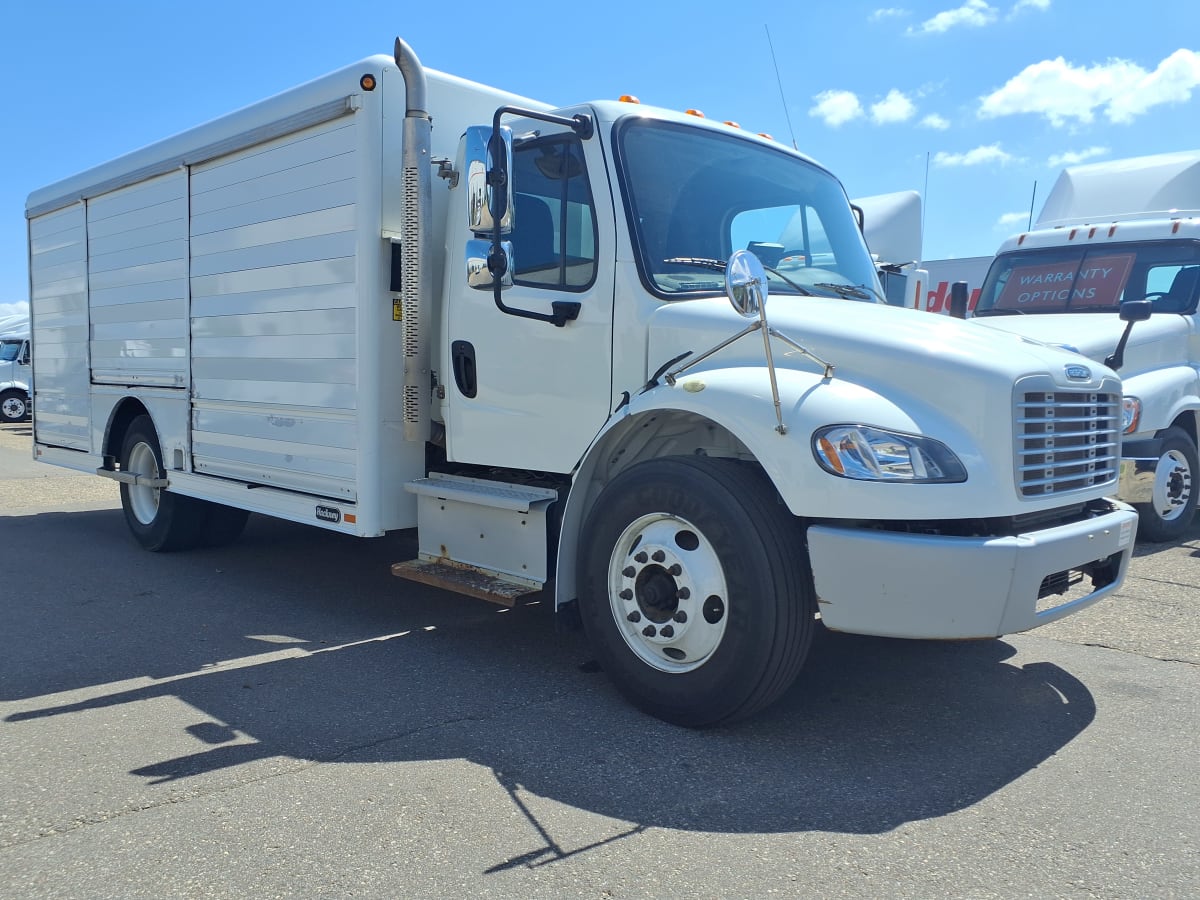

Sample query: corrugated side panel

[188,119,358,499]
[87,170,189,386]
[29,203,90,449]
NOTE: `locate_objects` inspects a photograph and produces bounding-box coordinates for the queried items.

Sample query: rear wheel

[0,390,28,423]
[1135,426,1197,542]
[119,415,206,552]
[578,456,815,727]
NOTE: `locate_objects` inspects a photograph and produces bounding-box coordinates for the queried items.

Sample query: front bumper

[808,500,1138,639]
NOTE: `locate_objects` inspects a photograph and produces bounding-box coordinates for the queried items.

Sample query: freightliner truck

[25,37,1138,725]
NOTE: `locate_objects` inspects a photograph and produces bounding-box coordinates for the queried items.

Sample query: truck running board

[393,473,559,606]
[391,558,540,607]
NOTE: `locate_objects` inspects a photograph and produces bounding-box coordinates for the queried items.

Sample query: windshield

[976,241,1200,316]
[0,341,21,362]
[615,119,881,302]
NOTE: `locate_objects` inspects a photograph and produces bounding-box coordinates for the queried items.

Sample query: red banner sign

[994,254,1135,311]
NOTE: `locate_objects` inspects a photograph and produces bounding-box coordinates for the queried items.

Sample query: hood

[968,312,1192,379]
[647,296,1110,397]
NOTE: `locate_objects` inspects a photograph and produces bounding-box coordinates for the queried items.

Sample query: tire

[0,390,28,423]
[1134,426,1198,542]
[577,456,815,727]
[119,414,206,552]
[199,503,250,548]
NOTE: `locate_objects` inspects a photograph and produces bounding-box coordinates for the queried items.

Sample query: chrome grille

[1015,384,1121,497]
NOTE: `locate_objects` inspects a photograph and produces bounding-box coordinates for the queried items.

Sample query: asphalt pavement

[1,421,1197,898]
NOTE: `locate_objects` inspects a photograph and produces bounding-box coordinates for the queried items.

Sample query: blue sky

[3,0,1198,321]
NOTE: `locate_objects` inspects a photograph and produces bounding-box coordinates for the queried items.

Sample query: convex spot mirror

[725,249,768,317]
[464,125,514,235]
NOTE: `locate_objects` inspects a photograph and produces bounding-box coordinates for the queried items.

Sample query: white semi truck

[0,322,31,423]
[25,38,1138,725]
[968,151,1200,542]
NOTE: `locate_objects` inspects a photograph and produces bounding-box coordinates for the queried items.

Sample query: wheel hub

[608,513,728,673]
[1154,449,1192,520]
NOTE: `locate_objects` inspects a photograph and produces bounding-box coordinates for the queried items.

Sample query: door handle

[451,340,477,398]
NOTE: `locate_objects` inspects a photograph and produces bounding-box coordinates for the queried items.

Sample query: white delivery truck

[969,150,1200,542]
[0,320,31,423]
[25,38,1139,725]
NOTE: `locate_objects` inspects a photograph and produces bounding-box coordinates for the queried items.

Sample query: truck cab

[0,331,31,423]
[970,151,1200,541]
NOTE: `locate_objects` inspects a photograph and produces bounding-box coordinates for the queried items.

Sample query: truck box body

[25,40,1140,725]
[27,59,541,536]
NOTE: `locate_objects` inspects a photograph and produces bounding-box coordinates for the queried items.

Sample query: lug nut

[668,564,682,576]
[642,625,657,637]
[660,625,675,638]
[627,610,642,623]
[673,610,688,623]
[619,588,633,600]
[652,550,666,562]
[634,551,648,563]
[676,587,690,600]
[622,566,636,578]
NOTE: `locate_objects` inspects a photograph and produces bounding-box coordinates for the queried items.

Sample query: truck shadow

[2,511,1095,838]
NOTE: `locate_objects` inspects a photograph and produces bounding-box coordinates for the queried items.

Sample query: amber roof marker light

[360,74,377,91]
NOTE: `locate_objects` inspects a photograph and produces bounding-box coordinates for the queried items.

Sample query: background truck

[0,318,31,423]
[25,37,1138,726]
[968,150,1200,541]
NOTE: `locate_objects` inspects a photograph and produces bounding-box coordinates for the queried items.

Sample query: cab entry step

[393,473,559,606]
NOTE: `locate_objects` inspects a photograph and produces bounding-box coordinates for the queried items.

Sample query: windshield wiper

[812,282,882,302]
[665,256,819,296]
[974,308,1026,316]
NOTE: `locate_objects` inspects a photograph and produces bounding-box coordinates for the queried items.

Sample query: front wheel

[1134,426,1197,542]
[0,390,28,423]
[578,457,815,727]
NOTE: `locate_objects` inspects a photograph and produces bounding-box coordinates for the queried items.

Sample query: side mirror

[725,249,768,317]
[1120,299,1153,322]
[949,281,969,319]
[466,239,513,291]
[464,125,513,235]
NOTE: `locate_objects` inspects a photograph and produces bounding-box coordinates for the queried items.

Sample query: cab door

[443,121,615,474]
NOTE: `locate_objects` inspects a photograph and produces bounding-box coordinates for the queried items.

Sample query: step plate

[391,558,542,607]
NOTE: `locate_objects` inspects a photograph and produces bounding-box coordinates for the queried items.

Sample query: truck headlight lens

[1122,396,1141,434]
[812,425,967,483]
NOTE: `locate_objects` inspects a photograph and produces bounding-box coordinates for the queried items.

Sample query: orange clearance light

[618,94,641,104]
[344,513,357,524]
[757,132,774,140]
[360,74,377,91]
[723,120,741,128]
[685,108,706,118]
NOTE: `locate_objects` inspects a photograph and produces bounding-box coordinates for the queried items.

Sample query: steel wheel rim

[126,440,161,525]
[607,512,729,673]
[1153,449,1193,522]
[1,396,23,419]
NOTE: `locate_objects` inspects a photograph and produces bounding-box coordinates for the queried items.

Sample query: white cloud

[809,90,864,127]
[997,211,1029,226]
[870,7,909,21]
[933,144,1016,167]
[909,1,997,35]
[920,113,951,129]
[871,89,917,124]
[1013,0,1050,10]
[1047,146,1109,168]
[979,50,1200,126]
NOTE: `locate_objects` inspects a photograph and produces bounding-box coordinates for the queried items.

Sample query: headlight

[1122,396,1141,434]
[812,425,967,483]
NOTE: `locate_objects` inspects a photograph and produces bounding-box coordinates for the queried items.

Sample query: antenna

[765,25,798,150]
[1027,180,1038,230]
[922,151,930,239]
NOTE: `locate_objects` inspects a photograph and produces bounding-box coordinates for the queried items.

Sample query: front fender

[554,365,1001,610]
[1121,364,1200,441]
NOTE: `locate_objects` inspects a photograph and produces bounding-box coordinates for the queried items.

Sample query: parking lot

[1,420,1197,898]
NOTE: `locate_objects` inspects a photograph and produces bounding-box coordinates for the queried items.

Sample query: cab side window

[510,135,597,291]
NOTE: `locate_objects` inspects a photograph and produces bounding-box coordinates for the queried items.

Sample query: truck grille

[1015,384,1121,497]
